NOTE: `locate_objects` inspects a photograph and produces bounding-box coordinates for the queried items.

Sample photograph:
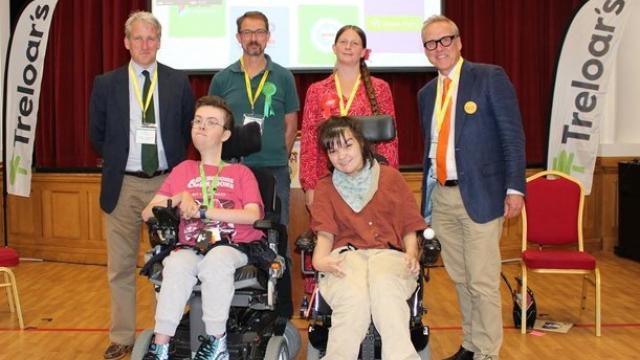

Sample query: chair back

[523,170,585,250]
[352,115,396,143]
[221,121,261,161]
[352,115,396,165]
[250,167,280,223]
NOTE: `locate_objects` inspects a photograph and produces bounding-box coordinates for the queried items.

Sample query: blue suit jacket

[418,61,526,224]
[89,63,194,213]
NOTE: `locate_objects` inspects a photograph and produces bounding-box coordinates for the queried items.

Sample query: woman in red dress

[300,25,399,207]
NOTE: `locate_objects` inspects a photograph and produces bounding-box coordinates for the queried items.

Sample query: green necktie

[141,70,158,176]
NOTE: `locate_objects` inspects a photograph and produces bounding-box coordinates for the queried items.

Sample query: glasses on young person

[191,118,226,129]
[423,34,458,51]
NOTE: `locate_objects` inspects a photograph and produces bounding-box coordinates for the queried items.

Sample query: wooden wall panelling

[10,174,106,263]
[288,188,311,312]
[598,157,635,251]
[1,158,629,286]
[583,164,602,251]
[8,186,42,257]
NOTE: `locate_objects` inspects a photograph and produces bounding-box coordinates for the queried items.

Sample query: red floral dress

[299,74,399,191]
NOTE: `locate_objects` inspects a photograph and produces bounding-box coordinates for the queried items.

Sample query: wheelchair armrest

[295,229,316,252]
[253,219,275,230]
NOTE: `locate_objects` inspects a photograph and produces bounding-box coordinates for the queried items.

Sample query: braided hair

[334,25,380,115]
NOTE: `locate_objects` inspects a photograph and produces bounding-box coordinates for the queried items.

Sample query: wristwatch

[199,205,208,219]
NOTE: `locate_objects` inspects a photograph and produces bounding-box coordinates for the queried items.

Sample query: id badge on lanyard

[240,57,270,134]
[243,113,265,133]
[136,124,157,145]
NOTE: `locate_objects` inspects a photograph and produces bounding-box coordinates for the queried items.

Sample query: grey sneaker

[143,343,169,360]
[193,334,229,360]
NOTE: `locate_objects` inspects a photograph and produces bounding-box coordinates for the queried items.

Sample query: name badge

[136,126,157,145]
[243,113,264,133]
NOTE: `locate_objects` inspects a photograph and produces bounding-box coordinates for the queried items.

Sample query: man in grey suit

[89,11,194,360]
[418,15,526,360]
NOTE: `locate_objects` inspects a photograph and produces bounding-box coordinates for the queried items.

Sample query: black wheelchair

[131,122,300,360]
[296,229,440,360]
[295,116,441,360]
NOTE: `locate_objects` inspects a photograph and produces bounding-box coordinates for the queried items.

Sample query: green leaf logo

[9,154,29,185]
[551,150,585,175]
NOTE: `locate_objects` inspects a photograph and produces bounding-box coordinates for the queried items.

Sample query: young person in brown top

[309,116,427,360]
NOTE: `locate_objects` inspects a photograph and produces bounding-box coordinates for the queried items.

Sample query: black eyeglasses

[239,29,269,38]
[423,34,458,51]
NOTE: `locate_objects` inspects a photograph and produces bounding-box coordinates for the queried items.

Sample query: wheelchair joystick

[423,228,435,240]
[421,228,441,267]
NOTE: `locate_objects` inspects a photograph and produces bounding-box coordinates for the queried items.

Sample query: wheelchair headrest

[221,122,262,161]
[352,115,396,143]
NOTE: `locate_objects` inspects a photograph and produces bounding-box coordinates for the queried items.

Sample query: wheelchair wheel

[306,342,321,360]
[131,329,154,360]
[264,335,289,360]
[284,320,301,359]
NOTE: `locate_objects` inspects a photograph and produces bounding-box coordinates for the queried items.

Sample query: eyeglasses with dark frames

[423,34,458,51]
[239,29,269,38]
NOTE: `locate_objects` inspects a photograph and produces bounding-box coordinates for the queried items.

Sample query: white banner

[1,1,10,161]
[547,0,635,194]
[4,0,59,197]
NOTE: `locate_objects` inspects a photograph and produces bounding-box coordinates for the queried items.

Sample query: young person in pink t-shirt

[141,96,264,360]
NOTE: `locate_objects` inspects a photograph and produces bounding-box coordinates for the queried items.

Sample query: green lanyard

[199,161,225,209]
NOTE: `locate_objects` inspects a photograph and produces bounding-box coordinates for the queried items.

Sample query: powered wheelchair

[295,115,441,360]
[131,122,300,360]
[296,229,440,360]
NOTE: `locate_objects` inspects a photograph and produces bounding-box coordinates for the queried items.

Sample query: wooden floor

[1,251,639,359]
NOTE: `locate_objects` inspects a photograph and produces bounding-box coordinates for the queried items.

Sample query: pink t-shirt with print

[157,160,265,245]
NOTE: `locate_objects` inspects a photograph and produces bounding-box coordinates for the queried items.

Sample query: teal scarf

[332,160,380,213]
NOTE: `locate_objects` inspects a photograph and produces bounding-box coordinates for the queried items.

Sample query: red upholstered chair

[520,170,601,336]
[0,247,24,329]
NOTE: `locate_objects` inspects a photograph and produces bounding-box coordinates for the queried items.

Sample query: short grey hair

[421,15,459,39]
[124,11,162,39]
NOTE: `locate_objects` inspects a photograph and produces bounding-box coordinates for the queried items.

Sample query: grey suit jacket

[89,62,194,213]
[418,61,526,223]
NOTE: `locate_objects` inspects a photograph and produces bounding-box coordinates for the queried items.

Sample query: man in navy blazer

[418,16,525,360]
[89,11,194,360]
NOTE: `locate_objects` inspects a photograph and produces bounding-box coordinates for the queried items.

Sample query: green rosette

[262,82,277,117]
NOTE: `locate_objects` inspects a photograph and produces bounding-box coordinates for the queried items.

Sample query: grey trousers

[154,246,248,337]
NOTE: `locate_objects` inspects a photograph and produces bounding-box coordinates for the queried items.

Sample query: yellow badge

[464,101,477,114]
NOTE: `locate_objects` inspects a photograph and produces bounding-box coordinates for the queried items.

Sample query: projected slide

[152,0,441,71]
